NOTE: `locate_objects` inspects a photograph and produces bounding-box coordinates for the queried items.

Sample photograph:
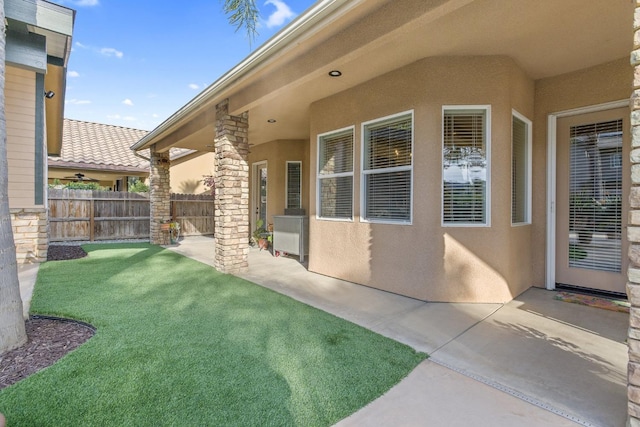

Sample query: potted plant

[252,219,272,250]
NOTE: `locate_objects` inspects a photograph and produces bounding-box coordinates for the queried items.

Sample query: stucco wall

[170,152,215,194]
[532,58,632,287]
[6,65,37,209]
[248,140,309,228]
[309,56,535,303]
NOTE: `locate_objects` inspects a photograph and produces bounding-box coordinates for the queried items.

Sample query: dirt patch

[47,245,88,261]
[0,317,95,390]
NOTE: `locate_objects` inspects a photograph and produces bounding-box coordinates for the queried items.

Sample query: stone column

[214,99,250,273]
[149,145,171,245]
[630,2,640,424]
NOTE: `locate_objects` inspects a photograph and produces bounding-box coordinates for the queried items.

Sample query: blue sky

[51,0,317,131]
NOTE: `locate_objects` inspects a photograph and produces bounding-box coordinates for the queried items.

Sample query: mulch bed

[0,317,95,390]
[0,246,94,391]
[47,245,88,261]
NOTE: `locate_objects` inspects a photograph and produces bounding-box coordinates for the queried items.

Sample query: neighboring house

[133,0,632,305]
[48,119,150,190]
[6,0,74,264]
[48,118,206,193]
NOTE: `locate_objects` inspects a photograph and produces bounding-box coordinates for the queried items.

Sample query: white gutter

[132,0,361,151]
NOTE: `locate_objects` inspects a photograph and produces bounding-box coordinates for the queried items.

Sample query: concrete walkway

[165,236,628,426]
[19,237,626,426]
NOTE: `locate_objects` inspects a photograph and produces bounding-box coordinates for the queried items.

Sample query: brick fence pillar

[150,145,171,245]
[630,2,640,424]
[214,99,249,273]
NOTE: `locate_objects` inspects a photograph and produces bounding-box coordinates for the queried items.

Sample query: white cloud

[100,47,123,58]
[67,71,80,78]
[122,99,134,106]
[188,83,200,90]
[71,0,99,6]
[264,0,295,28]
[66,99,91,105]
[75,41,88,49]
[107,114,121,120]
[123,116,136,122]
[152,114,159,118]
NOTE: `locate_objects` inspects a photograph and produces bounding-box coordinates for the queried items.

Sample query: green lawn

[0,244,426,426]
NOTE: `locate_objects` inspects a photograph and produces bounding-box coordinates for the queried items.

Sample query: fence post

[89,199,95,242]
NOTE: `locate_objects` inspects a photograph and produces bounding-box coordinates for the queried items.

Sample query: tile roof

[48,119,195,172]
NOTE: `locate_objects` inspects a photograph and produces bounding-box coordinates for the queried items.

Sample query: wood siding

[6,65,37,209]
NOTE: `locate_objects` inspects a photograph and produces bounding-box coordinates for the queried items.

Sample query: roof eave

[132,0,361,151]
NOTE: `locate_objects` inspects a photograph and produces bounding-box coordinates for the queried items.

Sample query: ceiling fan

[62,173,99,182]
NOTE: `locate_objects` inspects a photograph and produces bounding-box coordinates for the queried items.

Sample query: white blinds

[442,109,488,224]
[568,119,622,273]
[318,129,353,219]
[512,115,529,224]
[363,113,412,222]
[286,162,302,209]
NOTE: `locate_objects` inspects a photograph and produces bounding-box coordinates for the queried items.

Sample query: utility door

[555,107,629,295]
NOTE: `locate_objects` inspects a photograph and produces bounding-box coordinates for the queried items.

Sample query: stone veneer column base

[630,1,640,424]
[149,146,171,245]
[214,99,250,274]
[10,208,48,264]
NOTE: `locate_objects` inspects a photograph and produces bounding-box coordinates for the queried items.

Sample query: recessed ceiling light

[328,70,342,77]
[267,119,277,123]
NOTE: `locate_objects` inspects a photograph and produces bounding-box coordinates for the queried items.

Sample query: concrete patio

[166,236,628,426]
[18,236,628,426]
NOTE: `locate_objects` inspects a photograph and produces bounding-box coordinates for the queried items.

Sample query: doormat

[554,291,630,314]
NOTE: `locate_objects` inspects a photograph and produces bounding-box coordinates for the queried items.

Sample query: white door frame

[545,99,630,289]
[251,161,268,233]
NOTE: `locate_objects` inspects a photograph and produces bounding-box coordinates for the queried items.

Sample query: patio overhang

[133,0,632,154]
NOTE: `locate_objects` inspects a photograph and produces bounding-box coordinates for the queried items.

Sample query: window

[317,127,354,220]
[286,161,302,209]
[442,106,490,225]
[512,111,531,225]
[361,111,413,223]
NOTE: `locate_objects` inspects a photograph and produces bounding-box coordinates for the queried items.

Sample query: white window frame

[511,110,532,226]
[360,110,414,225]
[285,161,302,210]
[316,126,355,222]
[441,105,492,227]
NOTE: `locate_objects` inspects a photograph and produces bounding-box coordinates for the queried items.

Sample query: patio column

[150,145,171,245]
[213,99,250,273]
[630,2,640,423]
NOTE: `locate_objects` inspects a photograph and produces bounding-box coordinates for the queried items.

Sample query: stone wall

[630,2,640,424]
[10,208,47,264]
[150,146,171,245]
[214,99,250,273]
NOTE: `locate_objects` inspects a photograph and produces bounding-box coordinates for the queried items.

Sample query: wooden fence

[48,189,214,242]
[170,193,215,237]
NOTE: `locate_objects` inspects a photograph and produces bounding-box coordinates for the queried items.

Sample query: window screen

[286,161,302,209]
[362,113,413,222]
[443,108,489,225]
[512,114,530,224]
[318,128,354,219]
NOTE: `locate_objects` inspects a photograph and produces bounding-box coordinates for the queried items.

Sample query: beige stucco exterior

[248,140,310,228]
[170,152,215,194]
[308,56,534,302]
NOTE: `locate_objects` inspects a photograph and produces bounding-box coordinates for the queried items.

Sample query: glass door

[555,107,628,294]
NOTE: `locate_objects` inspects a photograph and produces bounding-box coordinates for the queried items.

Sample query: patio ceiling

[141,0,632,153]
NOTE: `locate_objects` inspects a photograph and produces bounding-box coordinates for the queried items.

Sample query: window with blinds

[318,127,354,220]
[568,119,623,273]
[362,111,413,223]
[512,112,531,224]
[442,107,490,225]
[286,161,302,209]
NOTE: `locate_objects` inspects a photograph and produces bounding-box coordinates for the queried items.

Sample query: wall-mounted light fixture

[328,70,342,77]
[267,119,277,123]
[44,91,55,99]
